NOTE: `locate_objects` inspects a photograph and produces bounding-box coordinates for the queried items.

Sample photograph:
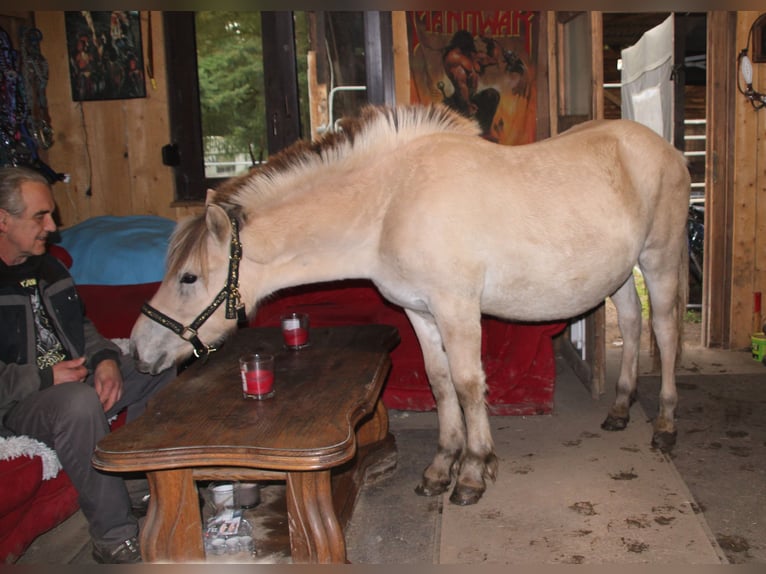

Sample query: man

[441,30,500,139]
[0,166,175,563]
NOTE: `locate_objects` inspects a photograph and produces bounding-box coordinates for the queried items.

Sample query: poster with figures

[65,11,146,101]
[407,11,538,146]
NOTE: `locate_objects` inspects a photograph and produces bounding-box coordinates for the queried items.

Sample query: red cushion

[77,282,161,339]
[0,457,43,517]
[0,470,78,563]
[47,244,73,269]
[0,413,126,563]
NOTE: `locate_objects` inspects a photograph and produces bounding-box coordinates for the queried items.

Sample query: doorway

[601,12,707,351]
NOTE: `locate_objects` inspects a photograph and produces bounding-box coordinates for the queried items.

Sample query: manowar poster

[407,11,538,146]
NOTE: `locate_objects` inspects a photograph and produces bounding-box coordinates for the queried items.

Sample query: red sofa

[0,447,81,563]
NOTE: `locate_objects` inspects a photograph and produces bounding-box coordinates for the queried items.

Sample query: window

[163,11,393,203]
[163,11,307,202]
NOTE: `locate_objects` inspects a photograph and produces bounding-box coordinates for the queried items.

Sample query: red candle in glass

[243,370,274,395]
[281,313,310,349]
[239,353,275,399]
[283,327,308,347]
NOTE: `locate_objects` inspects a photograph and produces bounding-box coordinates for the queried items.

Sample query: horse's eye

[180,273,198,285]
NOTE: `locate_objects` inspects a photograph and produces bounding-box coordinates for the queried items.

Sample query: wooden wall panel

[730,11,766,348]
[32,11,200,228]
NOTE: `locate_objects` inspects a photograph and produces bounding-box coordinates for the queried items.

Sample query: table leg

[286,470,346,563]
[142,469,205,562]
[356,398,389,448]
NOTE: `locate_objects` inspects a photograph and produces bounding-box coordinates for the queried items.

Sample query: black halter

[140,215,247,359]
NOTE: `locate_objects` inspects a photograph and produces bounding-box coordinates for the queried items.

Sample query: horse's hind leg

[405,310,466,497]
[602,272,642,432]
[640,261,682,452]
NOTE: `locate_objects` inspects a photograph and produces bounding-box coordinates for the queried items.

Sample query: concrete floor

[15,340,766,564]
[346,342,765,565]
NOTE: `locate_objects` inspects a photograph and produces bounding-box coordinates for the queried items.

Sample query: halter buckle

[180,326,198,342]
[193,344,218,359]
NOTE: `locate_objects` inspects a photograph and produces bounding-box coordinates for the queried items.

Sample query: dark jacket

[0,253,121,435]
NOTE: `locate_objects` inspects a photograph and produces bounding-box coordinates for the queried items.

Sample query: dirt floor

[606,298,765,564]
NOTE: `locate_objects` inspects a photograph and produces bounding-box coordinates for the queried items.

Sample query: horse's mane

[165,105,480,277]
[211,104,481,207]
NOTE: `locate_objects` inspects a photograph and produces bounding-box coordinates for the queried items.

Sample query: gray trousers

[5,356,175,547]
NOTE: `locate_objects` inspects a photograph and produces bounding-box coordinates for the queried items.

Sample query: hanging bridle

[140,215,247,359]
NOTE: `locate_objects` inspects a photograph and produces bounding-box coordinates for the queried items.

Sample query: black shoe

[92,537,142,564]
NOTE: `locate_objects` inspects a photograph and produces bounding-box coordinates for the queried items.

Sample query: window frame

[163,11,301,203]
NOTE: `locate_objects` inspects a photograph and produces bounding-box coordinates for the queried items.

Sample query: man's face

[0,180,57,265]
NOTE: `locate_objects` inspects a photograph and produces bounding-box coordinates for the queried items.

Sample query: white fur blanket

[0,435,62,480]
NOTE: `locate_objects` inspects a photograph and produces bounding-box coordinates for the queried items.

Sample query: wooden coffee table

[93,324,399,563]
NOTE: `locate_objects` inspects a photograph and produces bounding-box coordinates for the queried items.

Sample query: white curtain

[620,14,674,142]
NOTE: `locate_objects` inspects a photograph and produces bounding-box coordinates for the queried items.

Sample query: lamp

[738,14,766,110]
[741,53,753,86]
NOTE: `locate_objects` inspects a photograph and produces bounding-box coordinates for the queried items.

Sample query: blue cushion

[57,215,175,285]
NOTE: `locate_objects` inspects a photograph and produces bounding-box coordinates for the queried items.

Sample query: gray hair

[0,166,51,217]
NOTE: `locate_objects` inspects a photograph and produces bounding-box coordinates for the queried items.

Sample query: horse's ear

[205,188,217,205]
[205,203,232,244]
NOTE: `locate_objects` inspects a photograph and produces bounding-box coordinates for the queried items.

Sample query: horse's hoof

[601,414,629,431]
[415,479,450,497]
[651,430,677,453]
[449,485,484,506]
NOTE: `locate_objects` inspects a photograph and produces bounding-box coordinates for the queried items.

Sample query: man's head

[0,166,57,266]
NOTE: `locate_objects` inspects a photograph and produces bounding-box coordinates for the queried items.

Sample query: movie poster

[407,11,538,146]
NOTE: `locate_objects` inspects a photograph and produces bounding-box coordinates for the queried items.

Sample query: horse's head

[130,202,245,374]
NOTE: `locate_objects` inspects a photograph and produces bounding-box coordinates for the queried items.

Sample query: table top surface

[93,324,398,472]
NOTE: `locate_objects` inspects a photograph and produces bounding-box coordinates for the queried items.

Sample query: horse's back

[374,118,690,321]
[558,118,690,202]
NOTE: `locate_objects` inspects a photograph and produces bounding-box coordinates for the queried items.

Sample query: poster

[65,11,146,101]
[407,11,538,145]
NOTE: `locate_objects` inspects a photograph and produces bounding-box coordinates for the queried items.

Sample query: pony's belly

[482,295,600,322]
[480,274,629,322]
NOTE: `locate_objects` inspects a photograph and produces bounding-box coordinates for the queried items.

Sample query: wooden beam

[392,11,410,105]
[704,11,736,348]
[591,11,604,120]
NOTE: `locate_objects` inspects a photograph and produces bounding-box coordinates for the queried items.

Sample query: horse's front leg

[602,275,642,432]
[435,306,497,505]
[406,310,465,497]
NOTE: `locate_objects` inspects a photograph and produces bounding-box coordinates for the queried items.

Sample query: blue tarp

[57,215,176,285]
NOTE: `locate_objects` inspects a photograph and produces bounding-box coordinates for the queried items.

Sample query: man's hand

[92,359,123,412]
[52,357,88,385]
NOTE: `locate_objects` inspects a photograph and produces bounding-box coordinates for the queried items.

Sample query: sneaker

[92,536,142,564]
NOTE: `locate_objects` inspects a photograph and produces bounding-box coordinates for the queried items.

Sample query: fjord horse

[131,105,689,505]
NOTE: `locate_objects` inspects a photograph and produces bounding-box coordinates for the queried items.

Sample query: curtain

[620,14,674,142]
